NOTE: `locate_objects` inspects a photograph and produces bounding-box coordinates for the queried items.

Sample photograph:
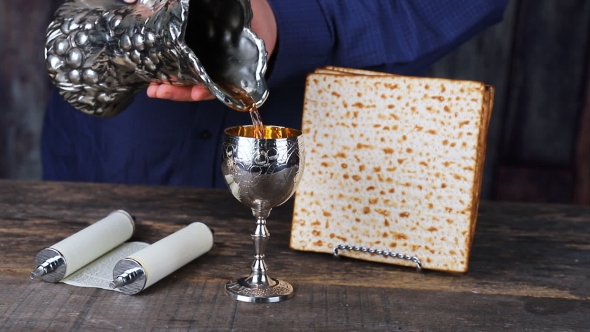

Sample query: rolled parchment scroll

[31,210,136,282]
[110,222,214,295]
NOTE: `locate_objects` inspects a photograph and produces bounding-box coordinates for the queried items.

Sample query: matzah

[290,67,494,273]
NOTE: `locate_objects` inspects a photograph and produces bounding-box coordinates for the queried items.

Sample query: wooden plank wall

[1,0,590,205]
[496,0,590,203]
[432,0,590,203]
[0,0,61,179]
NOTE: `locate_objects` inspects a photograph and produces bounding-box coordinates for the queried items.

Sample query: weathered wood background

[1,0,589,204]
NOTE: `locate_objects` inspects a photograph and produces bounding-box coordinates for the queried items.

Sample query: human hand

[120,0,213,100]
[144,0,277,102]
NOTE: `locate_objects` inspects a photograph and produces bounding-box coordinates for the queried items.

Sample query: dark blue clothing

[42,0,509,188]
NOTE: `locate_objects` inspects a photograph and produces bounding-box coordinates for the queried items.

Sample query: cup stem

[244,208,276,287]
[224,206,294,302]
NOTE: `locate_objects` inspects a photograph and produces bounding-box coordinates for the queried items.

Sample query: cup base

[225,277,294,303]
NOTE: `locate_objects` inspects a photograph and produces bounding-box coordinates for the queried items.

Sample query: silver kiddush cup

[45,0,269,117]
[221,125,305,303]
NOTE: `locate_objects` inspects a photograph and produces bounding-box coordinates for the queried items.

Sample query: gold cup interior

[225,125,302,139]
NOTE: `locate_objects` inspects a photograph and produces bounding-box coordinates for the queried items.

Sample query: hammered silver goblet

[221,125,305,303]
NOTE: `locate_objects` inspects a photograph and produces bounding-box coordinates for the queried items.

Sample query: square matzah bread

[290,67,494,273]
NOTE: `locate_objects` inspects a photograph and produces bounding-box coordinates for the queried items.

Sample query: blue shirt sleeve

[266,0,510,85]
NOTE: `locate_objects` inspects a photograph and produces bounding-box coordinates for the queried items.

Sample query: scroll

[290,67,494,272]
[31,212,214,292]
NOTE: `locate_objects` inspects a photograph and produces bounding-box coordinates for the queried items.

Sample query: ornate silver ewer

[222,125,305,303]
[45,0,269,116]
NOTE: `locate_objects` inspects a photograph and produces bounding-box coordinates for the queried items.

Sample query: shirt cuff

[265,0,332,87]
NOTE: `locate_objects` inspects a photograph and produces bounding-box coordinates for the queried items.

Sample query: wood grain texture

[0,180,589,331]
[0,0,62,180]
[494,165,574,203]
[499,0,590,166]
[573,52,590,205]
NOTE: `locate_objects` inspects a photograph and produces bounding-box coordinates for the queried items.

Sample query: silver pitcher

[45,0,269,117]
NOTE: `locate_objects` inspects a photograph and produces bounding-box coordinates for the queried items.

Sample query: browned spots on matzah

[393,232,408,240]
[292,67,493,273]
[334,152,347,158]
[375,209,391,216]
[356,143,374,149]
[399,212,410,218]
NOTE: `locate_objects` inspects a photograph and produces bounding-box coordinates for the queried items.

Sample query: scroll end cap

[110,276,127,289]
[30,266,45,280]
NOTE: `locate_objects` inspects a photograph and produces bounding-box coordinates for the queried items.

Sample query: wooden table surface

[0,179,589,331]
